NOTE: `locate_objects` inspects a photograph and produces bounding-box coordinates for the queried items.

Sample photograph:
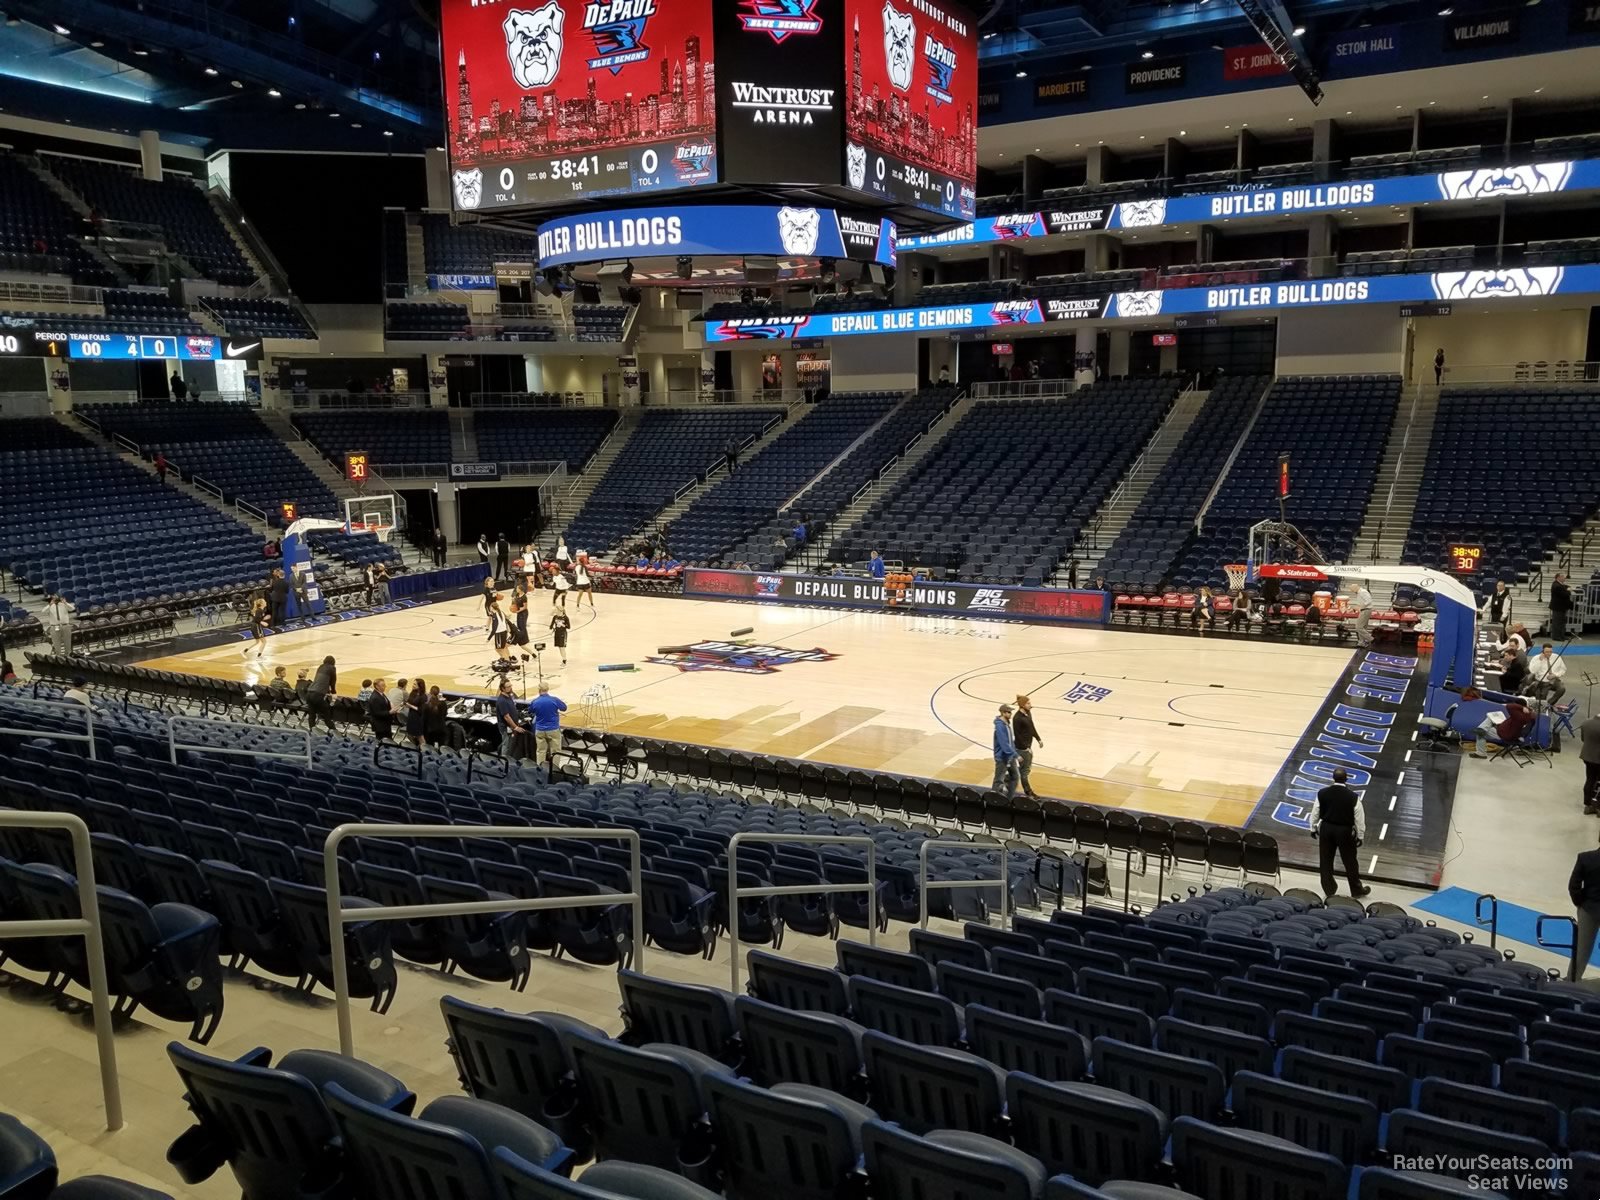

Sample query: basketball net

[1223,563,1248,592]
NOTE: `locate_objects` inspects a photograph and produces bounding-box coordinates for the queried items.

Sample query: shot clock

[1449,544,1483,574]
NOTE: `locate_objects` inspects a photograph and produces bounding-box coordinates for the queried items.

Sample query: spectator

[1483,580,1513,642]
[268,568,288,628]
[424,686,449,746]
[1433,347,1445,385]
[88,205,102,244]
[1581,710,1600,816]
[1229,590,1253,632]
[1475,697,1535,754]
[1066,560,1078,589]
[0,659,14,685]
[495,532,510,582]
[530,683,568,769]
[1550,572,1573,642]
[366,678,393,740]
[992,704,1020,798]
[63,676,91,706]
[169,371,186,402]
[305,655,337,732]
[356,679,374,702]
[1527,643,1568,706]
[496,678,527,759]
[1570,831,1600,978]
[869,550,886,580]
[404,678,428,747]
[373,562,391,605]
[1352,583,1374,649]
[1190,585,1215,633]
[266,666,295,710]
[1012,694,1042,800]
[938,365,951,385]
[386,677,408,716]
[30,233,47,257]
[1094,575,1108,592]
[433,527,448,569]
[154,451,170,484]
[724,435,740,474]
[293,667,311,704]
[477,533,490,568]
[1310,767,1370,899]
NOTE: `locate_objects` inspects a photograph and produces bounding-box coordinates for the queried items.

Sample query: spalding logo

[847,142,867,190]
[777,207,822,257]
[504,2,565,90]
[452,168,483,211]
[883,1,915,92]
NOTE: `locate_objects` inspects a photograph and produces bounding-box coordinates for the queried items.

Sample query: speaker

[744,257,779,286]
[595,262,633,283]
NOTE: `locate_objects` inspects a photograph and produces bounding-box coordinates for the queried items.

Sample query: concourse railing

[322,823,643,1056]
[0,812,122,1130]
[727,833,877,995]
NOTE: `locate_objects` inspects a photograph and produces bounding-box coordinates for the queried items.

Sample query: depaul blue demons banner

[702,264,1600,341]
[901,158,1600,250]
[536,204,897,268]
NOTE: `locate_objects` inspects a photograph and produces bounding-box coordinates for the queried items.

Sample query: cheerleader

[572,557,594,609]
[551,566,571,608]
[553,535,571,568]
[549,606,571,665]
[242,597,270,657]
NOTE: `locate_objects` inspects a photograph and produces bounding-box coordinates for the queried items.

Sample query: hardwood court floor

[135,593,1355,826]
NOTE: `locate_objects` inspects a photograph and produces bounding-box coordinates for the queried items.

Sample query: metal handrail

[918,838,1009,929]
[1369,385,1423,558]
[0,696,97,760]
[323,823,643,1057]
[1535,914,1580,982]
[0,812,122,1130]
[1473,892,1500,949]
[167,713,312,766]
[1195,377,1274,534]
[727,833,877,994]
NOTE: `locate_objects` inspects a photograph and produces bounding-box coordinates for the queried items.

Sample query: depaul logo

[715,316,810,340]
[646,639,838,675]
[585,0,655,75]
[739,0,823,42]
[923,34,956,105]
[674,141,715,183]
[993,213,1042,240]
[989,300,1041,325]
[756,575,784,596]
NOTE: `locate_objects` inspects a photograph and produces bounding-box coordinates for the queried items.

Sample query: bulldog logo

[777,207,822,257]
[1430,268,1564,302]
[883,2,915,92]
[1437,163,1573,201]
[452,168,483,211]
[504,2,564,90]
[1114,291,1164,318]
[847,142,867,190]
[1117,199,1167,228]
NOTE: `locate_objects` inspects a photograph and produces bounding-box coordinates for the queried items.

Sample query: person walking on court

[1353,582,1374,649]
[1567,832,1600,977]
[549,607,571,664]
[1550,572,1573,642]
[243,597,269,657]
[495,532,511,583]
[530,683,567,771]
[305,655,338,733]
[992,703,1020,798]
[1012,694,1043,799]
[1311,767,1370,898]
[1581,712,1600,816]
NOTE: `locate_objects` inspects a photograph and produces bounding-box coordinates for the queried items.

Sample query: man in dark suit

[1568,831,1600,978]
[495,532,510,582]
[1550,572,1573,641]
[1581,712,1600,816]
[268,568,288,628]
[305,655,337,733]
[1310,768,1370,898]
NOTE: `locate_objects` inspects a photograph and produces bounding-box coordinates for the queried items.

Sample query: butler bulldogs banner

[703,264,1600,341]
[536,204,896,268]
[684,568,1110,625]
[902,157,1600,250]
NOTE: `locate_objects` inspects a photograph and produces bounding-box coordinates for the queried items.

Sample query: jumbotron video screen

[440,0,719,211]
[845,0,978,221]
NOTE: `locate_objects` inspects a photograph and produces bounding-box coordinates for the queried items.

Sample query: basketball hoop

[1224,563,1249,592]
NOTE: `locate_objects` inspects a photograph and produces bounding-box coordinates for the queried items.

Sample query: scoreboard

[1449,544,1483,574]
[9,331,224,360]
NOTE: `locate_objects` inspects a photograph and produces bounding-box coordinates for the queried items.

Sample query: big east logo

[923,34,957,106]
[584,0,655,75]
[738,0,824,43]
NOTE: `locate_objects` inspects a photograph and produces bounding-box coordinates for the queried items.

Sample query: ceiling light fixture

[1015,68,1027,77]
[133,47,149,55]
[267,88,281,97]
[52,23,69,34]
[230,79,243,88]
[382,130,394,137]
[1438,5,1454,12]
[204,66,218,75]
[351,122,363,128]
[1140,50,1154,59]
[1291,24,1305,35]
[294,102,306,110]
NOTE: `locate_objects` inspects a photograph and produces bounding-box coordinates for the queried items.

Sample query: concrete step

[551,407,646,539]
[1352,387,1439,564]
[651,405,806,531]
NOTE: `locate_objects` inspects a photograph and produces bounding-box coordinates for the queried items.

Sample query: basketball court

[134,590,1371,828]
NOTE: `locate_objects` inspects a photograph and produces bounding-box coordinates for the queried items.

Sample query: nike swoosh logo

[226,342,261,358]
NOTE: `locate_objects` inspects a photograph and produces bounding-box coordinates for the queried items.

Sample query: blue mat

[1411,886,1591,958]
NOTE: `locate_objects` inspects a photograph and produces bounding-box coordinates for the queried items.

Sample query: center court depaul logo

[646,639,838,675]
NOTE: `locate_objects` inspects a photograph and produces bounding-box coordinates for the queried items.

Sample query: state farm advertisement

[843,0,977,219]
[439,0,719,210]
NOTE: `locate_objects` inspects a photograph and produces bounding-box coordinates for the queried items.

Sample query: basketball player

[549,606,571,665]
[243,598,269,657]
[488,595,513,665]
[551,566,571,608]
[572,557,594,608]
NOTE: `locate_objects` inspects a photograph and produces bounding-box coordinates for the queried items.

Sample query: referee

[1311,768,1370,899]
